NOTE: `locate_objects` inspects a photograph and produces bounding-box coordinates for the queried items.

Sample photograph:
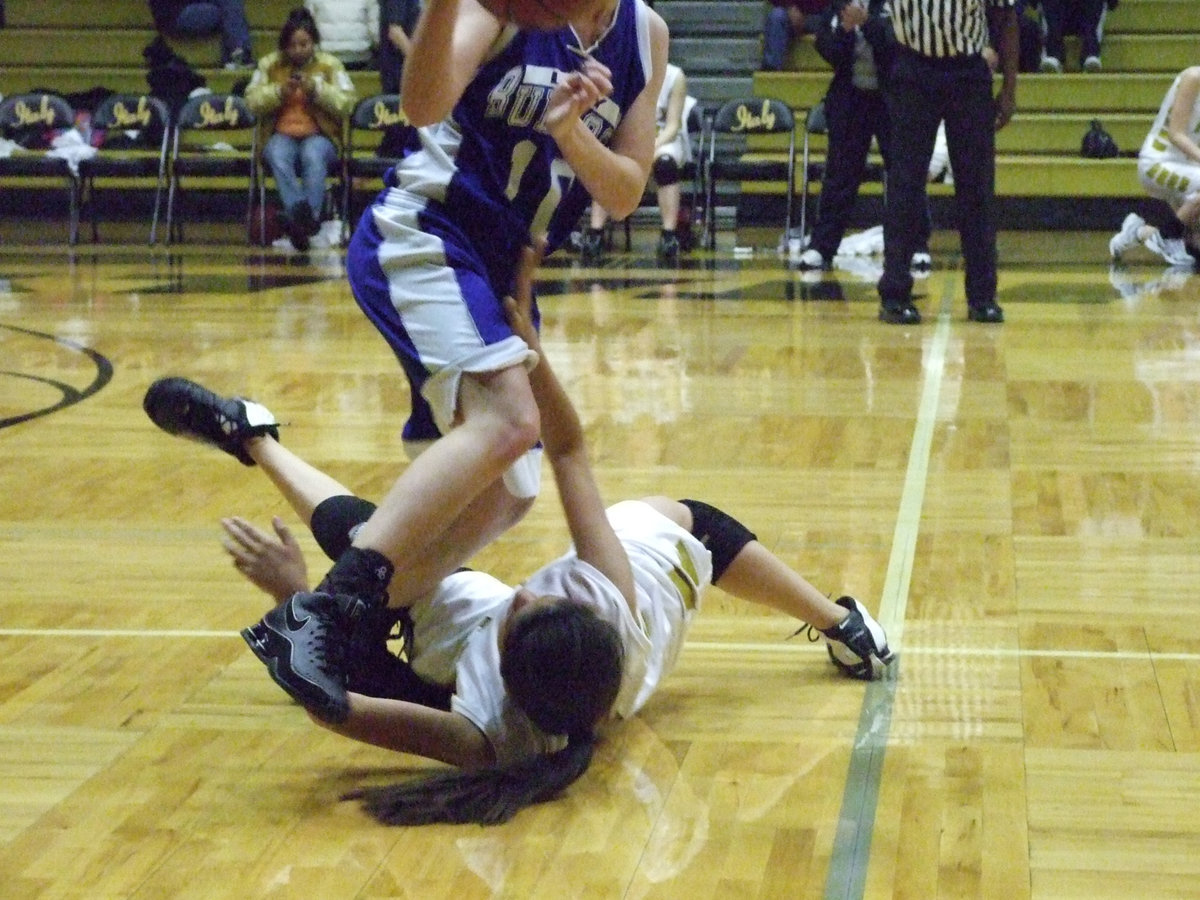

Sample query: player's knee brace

[652,154,680,187]
[680,499,757,581]
[311,495,378,561]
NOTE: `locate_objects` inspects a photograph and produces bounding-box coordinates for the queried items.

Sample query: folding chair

[79,94,171,244]
[0,93,80,244]
[341,93,412,240]
[165,93,260,244]
[701,96,796,250]
[797,99,827,248]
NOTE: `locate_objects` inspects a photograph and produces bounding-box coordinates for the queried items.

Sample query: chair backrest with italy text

[165,93,259,244]
[701,96,795,250]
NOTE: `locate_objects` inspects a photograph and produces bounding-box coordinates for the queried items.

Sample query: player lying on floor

[144,257,895,826]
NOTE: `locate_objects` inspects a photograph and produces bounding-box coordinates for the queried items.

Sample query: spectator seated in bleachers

[1037,0,1115,73]
[147,0,254,70]
[245,7,357,251]
[305,0,380,70]
[761,0,830,71]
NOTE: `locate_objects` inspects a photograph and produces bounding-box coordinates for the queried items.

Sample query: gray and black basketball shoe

[241,590,369,724]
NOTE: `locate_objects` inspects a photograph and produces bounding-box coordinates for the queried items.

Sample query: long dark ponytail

[347,735,598,825]
[347,601,624,825]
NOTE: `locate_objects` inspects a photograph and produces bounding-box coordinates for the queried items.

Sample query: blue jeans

[263,132,338,219]
[762,6,823,71]
[171,0,252,61]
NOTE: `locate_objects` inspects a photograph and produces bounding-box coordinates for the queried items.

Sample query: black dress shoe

[878,303,922,325]
[967,302,1005,323]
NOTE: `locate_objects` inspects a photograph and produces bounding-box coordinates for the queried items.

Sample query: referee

[876,0,1018,324]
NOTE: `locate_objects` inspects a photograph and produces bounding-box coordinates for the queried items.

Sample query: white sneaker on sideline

[796,248,826,270]
[1143,230,1196,267]
[1109,213,1145,260]
[1083,56,1102,73]
[1040,55,1063,73]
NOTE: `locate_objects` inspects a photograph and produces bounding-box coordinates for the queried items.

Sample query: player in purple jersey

[237,0,670,729]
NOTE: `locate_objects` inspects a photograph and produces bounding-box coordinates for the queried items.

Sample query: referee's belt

[897,43,985,70]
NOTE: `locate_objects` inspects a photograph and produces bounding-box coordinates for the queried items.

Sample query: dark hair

[346,602,625,826]
[500,601,624,736]
[279,7,320,51]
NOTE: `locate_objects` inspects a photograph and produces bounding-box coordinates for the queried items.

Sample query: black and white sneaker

[580,227,605,265]
[821,596,896,680]
[143,376,279,466]
[241,590,369,724]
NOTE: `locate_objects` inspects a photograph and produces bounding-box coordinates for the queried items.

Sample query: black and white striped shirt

[888,0,1015,59]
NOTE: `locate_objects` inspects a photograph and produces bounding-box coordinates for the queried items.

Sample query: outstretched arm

[313,694,494,768]
[503,248,636,611]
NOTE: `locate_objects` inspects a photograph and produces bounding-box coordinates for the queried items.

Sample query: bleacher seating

[735,0,1200,224]
[1,0,1198,238]
[0,0,394,240]
[0,0,298,96]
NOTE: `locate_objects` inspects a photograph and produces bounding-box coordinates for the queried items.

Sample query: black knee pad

[680,499,756,582]
[311,495,378,561]
[652,154,680,187]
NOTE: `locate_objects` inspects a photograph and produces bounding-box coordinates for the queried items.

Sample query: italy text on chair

[0,93,80,244]
[165,93,260,244]
[79,94,171,244]
[701,96,795,250]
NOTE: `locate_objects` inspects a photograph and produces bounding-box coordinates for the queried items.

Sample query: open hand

[220,515,310,603]
[502,241,546,349]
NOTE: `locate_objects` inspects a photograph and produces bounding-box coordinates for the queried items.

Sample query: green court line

[824,275,956,899]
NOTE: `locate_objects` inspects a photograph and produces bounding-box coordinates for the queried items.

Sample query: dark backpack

[1081,120,1119,159]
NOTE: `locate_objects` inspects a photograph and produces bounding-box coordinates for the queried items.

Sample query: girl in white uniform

[1110,66,1200,268]
[144,253,895,825]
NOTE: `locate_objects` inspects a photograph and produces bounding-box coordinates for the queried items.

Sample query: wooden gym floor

[1,228,1198,899]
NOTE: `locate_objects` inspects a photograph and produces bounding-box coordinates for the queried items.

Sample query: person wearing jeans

[263,132,340,233]
[1038,0,1109,73]
[147,0,254,69]
[761,0,830,71]
[245,7,356,249]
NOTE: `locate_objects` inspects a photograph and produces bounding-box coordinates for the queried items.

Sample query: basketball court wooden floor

[1,231,1198,899]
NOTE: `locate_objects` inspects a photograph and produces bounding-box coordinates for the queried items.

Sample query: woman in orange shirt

[246,7,357,249]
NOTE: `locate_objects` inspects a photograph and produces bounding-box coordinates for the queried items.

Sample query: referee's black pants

[878,48,998,311]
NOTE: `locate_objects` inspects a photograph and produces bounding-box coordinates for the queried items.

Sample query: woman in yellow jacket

[246,7,356,249]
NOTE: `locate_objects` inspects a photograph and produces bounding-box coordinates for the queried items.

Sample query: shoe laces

[788,623,824,643]
[300,597,356,679]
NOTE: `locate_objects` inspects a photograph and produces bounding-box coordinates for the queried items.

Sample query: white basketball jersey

[1141,71,1200,163]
